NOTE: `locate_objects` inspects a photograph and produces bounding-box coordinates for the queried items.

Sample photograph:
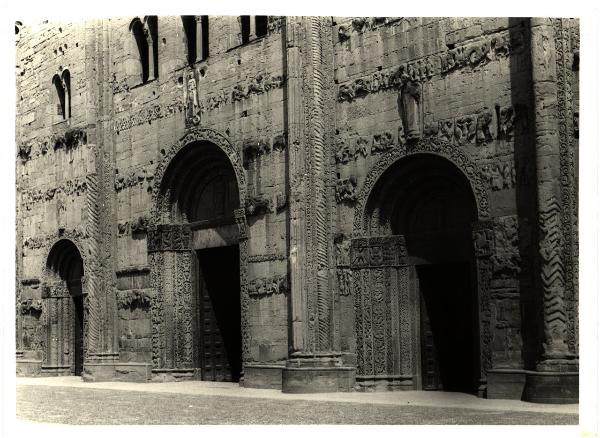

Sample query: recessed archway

[150,131,247,382]
[43,239,85,376]
[353,151,483,394]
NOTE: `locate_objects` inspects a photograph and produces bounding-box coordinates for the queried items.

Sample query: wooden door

[420,291,442,390]
[198,274,231,381]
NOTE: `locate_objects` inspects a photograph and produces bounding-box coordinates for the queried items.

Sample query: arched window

[52,70,71,120]
[129,16,159,84]
[144,16,159,79]
[240,15,268,45]
[130,18,149,83]
[182,15,209,64]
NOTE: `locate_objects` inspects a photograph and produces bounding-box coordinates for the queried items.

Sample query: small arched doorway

[152,139,243,382]
[43,239,85,376]
[354,153,480,393]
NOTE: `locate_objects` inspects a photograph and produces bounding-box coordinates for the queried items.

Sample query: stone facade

[15,17,579,402]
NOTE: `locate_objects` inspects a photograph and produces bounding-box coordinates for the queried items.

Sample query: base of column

[82,352,120,382]
[16,350,43,376]
[16,359,43,376]
[242,362,284,389]
[282,352,355,393]
[523,359,579,404]
[486,369,527,400]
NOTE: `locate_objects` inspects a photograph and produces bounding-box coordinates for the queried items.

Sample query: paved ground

[16,376,579,425]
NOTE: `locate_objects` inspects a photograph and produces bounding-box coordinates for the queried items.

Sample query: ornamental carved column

[82,19,120,380]
[283,16,353,392]
[524,17,578,403]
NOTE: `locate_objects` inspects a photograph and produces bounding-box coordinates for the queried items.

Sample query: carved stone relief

[248,274,289,298]
[351,235,411,384]
[335,176,358,204]
[113,101,185,133]
[200,74,285,112]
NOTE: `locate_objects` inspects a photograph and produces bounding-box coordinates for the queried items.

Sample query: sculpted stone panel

[335,176,358,204]
[23,177,87,211]
[147,224,192,252]
[113,101,185,133]
[116,289,153,309]
[481,161,516,191]
[248,274,289,298]
[337,29,524,103]
[351,235,411,384]
[199,74,285,113]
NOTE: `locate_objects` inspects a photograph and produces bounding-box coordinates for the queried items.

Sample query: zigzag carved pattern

[310,17,331,351]
[539,197,568,355]
[84,172,100,356]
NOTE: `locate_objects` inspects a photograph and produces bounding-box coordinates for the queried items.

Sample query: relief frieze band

[247,274,289,298]
[337,29,524,103]
[147,224,192,252]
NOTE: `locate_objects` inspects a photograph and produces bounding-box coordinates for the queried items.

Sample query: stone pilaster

[523,17,578,403]
[283,16,353,393]
[82,18,120,381]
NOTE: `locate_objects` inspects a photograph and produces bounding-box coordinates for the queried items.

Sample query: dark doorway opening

[72,294,84,376]
[196,245,242,382]
[418,263,476,393]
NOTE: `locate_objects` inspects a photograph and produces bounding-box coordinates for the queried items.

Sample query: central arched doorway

[43,239,85,376]
[151,137,244,382]
[353,153,480,394]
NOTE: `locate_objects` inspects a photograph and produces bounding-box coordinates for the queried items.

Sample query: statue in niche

[185,70,200,124]
[400,78,422,141]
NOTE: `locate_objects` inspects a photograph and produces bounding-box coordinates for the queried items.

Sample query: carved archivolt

[41,235,89,280]
[151,128,247,223]
[352,138,491,236]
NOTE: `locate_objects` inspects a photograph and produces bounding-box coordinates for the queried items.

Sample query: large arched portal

[151,138,244,382]
[42,239,85,376]
[352,153,480,394]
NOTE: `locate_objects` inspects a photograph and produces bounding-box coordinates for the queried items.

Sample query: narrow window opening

[241,16,250,44]
[130,18,149,83]
[62,70,71,119]
[201,15,209,59]
[145,16,159,79]
[255,16,268,38]
[181,15,197,65]
[52,74,66,120]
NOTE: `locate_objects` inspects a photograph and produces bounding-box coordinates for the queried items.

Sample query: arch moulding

[151,128,247,223]
[41,232,90,282]
[352,138,491,236]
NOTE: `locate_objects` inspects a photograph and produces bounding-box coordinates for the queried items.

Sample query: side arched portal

[351,144,491,395]
[41,239,85,376]
[150,129,248,382]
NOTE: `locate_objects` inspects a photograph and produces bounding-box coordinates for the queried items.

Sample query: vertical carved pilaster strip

[384,267,394,376]
[552,18,578,357]
[234,208,250,364]
[372,268,386,375]
[398,265,412,376]
[353,269,364,376]
[530,18,576,365]
[363,269,374,377]
[538,198,569,357]
[308,17,333,352]
[181,250,194,368]
[285,16,308,353]
[150,250,164,368]
[85,173,100,357]
[473,222,494,383]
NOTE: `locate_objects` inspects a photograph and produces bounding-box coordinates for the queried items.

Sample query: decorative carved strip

[147,224,192,252]
[113,101,185,132]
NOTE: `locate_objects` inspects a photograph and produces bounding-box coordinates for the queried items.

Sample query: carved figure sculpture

[400,79,422,141]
